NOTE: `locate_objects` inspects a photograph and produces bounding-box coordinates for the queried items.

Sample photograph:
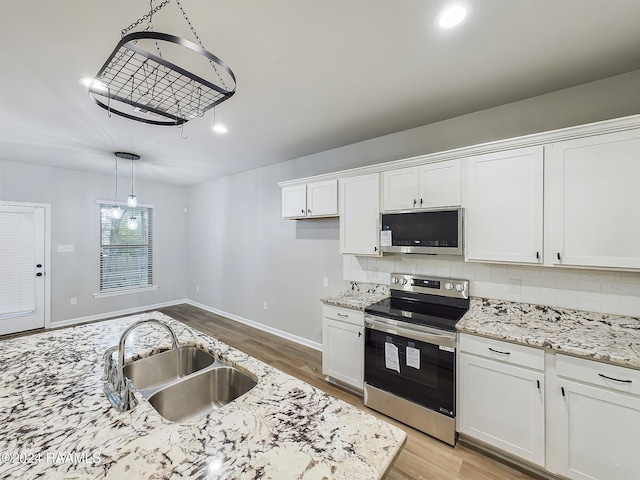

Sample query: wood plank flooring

[2,304,542,479]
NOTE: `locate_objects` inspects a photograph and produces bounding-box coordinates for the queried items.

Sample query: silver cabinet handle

[308,209,311,215]
[301,208,305,214]
[599,373,632,384]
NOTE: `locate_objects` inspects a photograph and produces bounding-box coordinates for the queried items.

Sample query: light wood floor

[3,304,541,479]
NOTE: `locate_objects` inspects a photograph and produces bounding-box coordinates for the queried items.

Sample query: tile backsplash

[343,254,640,317]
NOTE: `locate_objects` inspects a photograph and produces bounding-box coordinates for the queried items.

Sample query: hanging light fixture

[111,153,123,220]
[127,215,138,230]
[127,155,138,208]
[82,0,236,127]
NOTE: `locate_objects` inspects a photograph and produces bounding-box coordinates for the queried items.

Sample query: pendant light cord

[114,154,119,206]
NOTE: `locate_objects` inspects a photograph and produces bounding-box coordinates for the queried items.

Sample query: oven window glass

[365,327,455,416]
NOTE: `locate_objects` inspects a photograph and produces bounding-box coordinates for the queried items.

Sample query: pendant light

[111,153,123,220]
[127,155,138,208]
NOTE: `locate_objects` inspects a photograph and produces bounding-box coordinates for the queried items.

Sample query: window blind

[99,205,153,292]
[0,207,36,317]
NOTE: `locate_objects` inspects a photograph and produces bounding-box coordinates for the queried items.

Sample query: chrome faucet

[103,318,180,412]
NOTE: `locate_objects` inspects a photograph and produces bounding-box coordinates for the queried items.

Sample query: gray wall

[186,70,640,345]
[0,160,188,324]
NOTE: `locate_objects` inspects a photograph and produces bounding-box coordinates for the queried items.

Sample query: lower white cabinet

[555,354,640,480]
[322,305,364,391]
[459,334,546,467]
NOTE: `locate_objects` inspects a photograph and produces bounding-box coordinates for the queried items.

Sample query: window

[99,204,153,293]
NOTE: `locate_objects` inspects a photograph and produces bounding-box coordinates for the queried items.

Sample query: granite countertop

[0,312,406,479]
[321,282,390,311]
[458,298,640,370]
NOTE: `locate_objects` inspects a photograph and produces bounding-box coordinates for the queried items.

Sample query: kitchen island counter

[0,312,406,479]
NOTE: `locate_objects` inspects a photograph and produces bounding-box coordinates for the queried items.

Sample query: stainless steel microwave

[380,207,463,255]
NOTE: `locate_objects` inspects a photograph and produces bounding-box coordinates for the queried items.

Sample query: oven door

[364,315,456,417]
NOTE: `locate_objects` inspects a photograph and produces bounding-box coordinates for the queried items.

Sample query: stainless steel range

[363,273,469,446]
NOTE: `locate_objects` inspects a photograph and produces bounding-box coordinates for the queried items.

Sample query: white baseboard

[49,298,188,329]
[185,299,322,352]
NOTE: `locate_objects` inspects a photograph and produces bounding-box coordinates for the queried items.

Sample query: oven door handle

[364,317,456,349]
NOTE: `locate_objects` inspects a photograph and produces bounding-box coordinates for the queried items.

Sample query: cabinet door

[339,173,381,256]
[307,179,338,217]
[419,159,461,208]
[465,146,544,264]
[382,167,419,211]
[555,379,640,480]
[281,185,307,219]
[322,318,363,390]
[545,128,640,269]
[459,353,545,467]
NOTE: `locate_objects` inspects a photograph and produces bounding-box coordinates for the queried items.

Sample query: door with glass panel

[0,204,46,335]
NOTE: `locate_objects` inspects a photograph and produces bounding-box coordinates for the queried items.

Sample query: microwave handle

[364,317,456,349]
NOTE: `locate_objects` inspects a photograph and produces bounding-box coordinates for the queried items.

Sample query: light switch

[57,244,75,253]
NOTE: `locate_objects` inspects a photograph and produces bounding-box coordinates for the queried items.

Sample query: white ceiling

[1,0,639,186]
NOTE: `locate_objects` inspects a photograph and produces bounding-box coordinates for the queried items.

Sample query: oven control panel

[390,273,469,299]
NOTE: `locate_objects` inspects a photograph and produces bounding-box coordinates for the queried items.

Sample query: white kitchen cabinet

[382,159,461,211]
[339,173,381,256]
[322,305,364,391]
[464,146,544,264]
[459,334,546,467]
[281,180,338,219]
[545,128,640,270]
[555,354,640,480]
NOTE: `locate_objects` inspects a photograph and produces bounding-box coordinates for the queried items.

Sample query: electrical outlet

[263,301,268,310]
[70,297,77,305]
[323,277,329,287]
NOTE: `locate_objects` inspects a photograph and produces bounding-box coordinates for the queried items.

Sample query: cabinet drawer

[557,354,640,396]
[459,334,544,371]
[322,305,364,326]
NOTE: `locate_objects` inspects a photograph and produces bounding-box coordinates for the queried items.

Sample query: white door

[322,318,364,389]
[556,379,640,480]
[418,159,461,208]
[545,128,640,269]
[459,353,546,466]
[339,173,381,256]
[382,166,419,211]
[0,205,46,335]
[465,146,544,264]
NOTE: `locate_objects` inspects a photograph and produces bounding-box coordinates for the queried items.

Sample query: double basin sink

[123,346,257,422]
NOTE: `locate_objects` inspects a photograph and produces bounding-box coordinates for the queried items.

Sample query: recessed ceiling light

[212,124,228,134]
[435,4,469,29]
[78,77,107,92]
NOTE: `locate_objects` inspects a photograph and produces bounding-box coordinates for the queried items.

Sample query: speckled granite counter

[0,312,406,479]
[321,282,390,311]
[458,298,640,370]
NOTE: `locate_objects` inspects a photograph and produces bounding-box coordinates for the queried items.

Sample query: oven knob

[392,277,399,284]
[401,278,408,285]
[445,282,454,291]
[455,283,466,292]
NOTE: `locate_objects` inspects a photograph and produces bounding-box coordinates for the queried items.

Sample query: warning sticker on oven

[406,346,420,369]
[384,342,400,373]
[380,230,392,247]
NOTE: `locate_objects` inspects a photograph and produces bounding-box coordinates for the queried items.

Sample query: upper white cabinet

[554,354,640,480]
[382,159,461,211]
[282,179,338,219]
[545,128,640,269]
[464,146,544,264]
[339,173,381,256]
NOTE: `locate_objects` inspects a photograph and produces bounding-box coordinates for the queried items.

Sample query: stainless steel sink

[123,346,218,395]
[147,366,257,422]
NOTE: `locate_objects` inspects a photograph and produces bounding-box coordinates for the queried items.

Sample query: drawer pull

[598,373,632,384]
[536,380,541,390]
[337,313,349,318]
[488,347,511,356]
